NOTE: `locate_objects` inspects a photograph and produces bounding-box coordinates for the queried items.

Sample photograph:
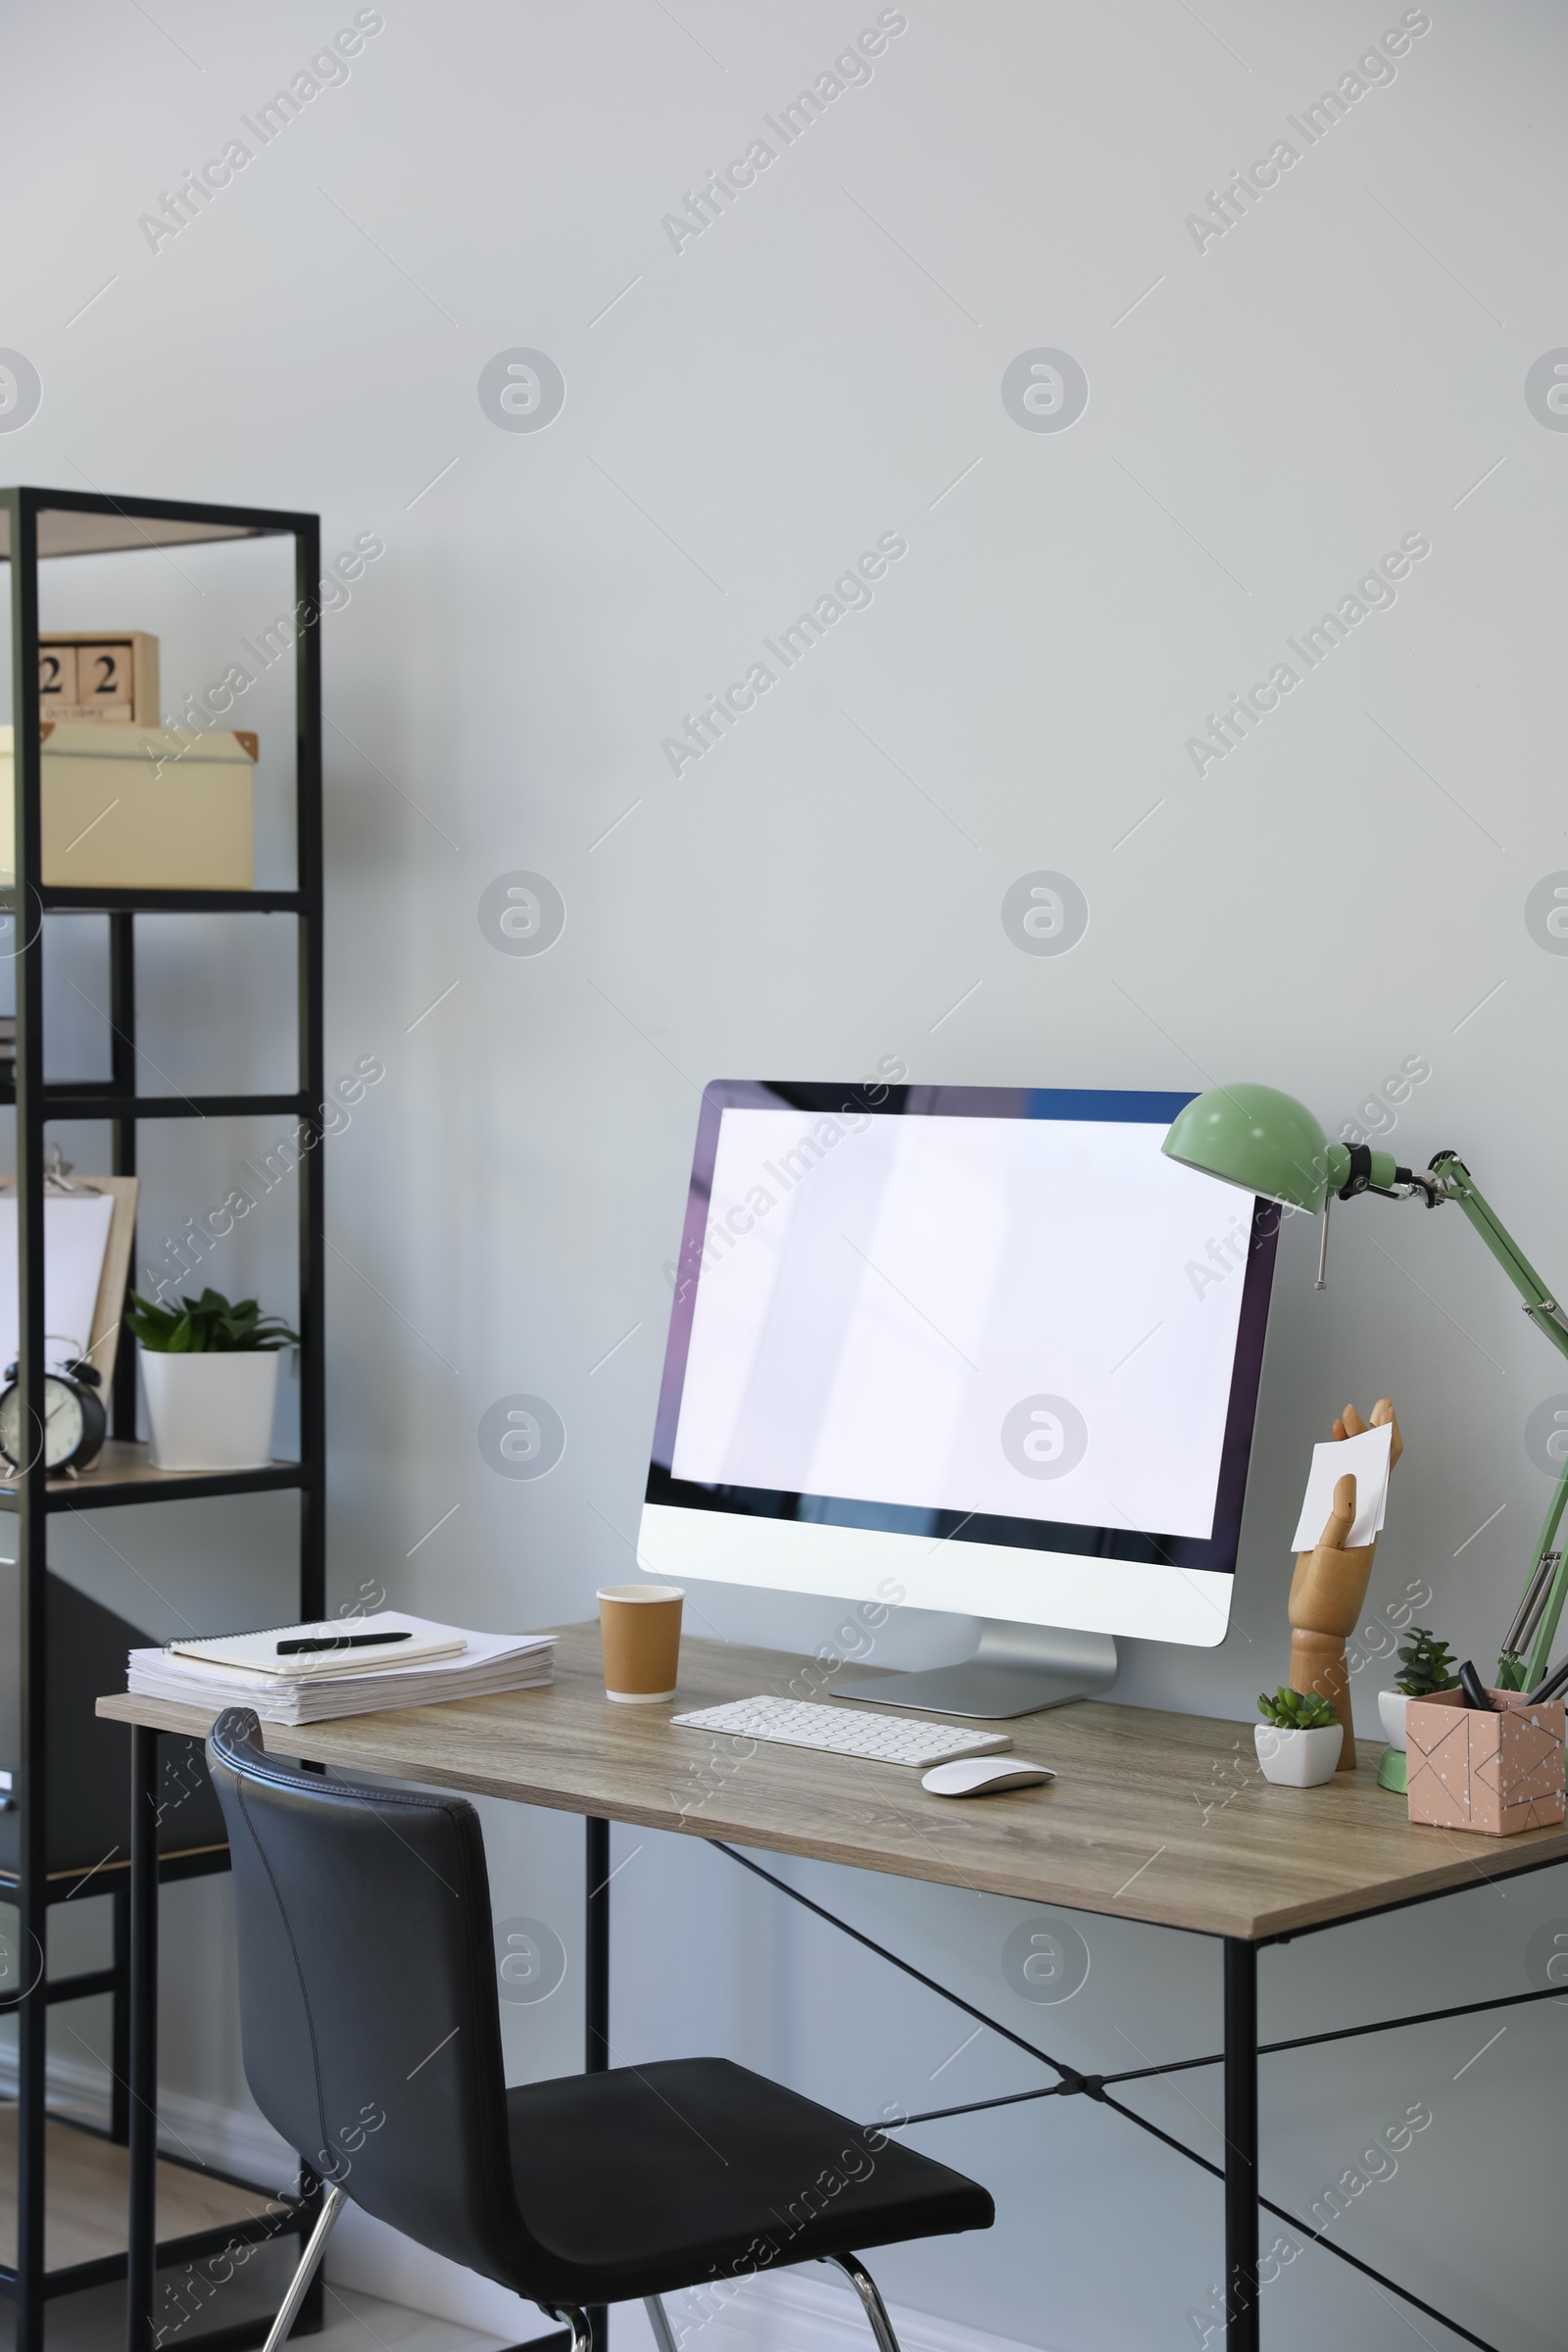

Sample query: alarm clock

[0,1345,107,1477]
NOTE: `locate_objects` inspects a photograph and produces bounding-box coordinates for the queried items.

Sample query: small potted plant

[1380,1626,1458,1753]
[125,1287,298,1471]
[1255,1687,1343,1787]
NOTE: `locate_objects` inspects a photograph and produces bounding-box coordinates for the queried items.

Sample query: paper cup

[597,1584,683,1703]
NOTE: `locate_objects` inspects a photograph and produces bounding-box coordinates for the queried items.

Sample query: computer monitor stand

[834,1620,1118,1721]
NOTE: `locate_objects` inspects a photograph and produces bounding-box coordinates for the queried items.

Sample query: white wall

[6,2,1568,2346]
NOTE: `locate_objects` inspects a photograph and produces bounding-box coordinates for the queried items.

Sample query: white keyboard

[669,1695,1012,1768]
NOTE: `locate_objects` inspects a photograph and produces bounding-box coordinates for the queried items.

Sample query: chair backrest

[207,1708,537,2287]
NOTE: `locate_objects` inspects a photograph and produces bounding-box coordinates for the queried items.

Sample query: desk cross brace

[710,1840,1530,2352]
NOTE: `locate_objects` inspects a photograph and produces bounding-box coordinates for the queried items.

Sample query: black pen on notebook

[276,1631,414,1657]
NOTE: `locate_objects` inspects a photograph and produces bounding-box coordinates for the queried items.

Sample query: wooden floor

[0,2284,524,2352]
[0,2108,285,2273]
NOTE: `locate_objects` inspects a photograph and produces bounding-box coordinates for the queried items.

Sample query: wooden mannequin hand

[1289,1397,1402,1634]
[1285,1398,1402,1771]
[1288,1473,1374,1637]
[1332,1395,1402,1470]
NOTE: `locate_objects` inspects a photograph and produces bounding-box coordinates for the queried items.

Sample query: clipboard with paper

[0,1170,138,1391]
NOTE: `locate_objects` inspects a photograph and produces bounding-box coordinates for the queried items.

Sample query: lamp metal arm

[1423,1152,1568,1365]
[1164,1086,1568,1685]
[1398,1152,1568,1683]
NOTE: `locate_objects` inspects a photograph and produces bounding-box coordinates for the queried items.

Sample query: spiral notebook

[170,1613,466,1677]
[129,1611,556,1725]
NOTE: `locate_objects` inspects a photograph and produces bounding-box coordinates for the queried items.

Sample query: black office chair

[206,1709,993,2352]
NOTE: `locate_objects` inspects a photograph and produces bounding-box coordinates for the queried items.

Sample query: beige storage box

[0,722,256,889]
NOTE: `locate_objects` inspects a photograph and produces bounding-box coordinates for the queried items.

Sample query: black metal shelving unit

[0,487,326,2352]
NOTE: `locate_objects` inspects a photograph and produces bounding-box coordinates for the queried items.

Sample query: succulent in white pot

[126,1287,298,1472]
[1254,1686,1344,1788]
[1380,1627,1459,1753]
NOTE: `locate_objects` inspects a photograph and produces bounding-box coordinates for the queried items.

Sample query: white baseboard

[0,2053,1047,2352]
[327,2204,545,2341]
[328,2210,1047,2352]
[0,2044,298,2189]
[657,2268,1048,2352]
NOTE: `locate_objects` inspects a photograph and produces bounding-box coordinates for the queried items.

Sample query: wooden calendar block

[37,631,159,726]
[73,639,135,719]
[36,643,78,710]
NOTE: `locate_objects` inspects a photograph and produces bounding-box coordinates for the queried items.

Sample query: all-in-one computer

[641,1081,1277,1717]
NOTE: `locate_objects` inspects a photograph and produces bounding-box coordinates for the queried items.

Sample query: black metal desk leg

[1223,1938,1259,2350]
[127,1725,161,2352]
[585,1815,610,2072]
[112,1880,132,2142]
[585,1817,611,2352]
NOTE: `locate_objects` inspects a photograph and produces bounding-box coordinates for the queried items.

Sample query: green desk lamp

[1162,1084,1568,1693]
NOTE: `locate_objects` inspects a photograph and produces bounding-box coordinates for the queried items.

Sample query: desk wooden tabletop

[97,1623,1568,1941]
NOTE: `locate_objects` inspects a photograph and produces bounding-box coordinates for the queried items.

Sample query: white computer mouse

[921,1757,1056,1797]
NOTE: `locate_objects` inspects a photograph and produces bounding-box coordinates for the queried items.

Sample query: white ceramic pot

[1378,1690,1409,1751]
[1253,1721,1343,1788]
[140,1348,281,1471]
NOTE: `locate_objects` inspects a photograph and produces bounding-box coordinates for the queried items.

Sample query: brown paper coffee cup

[597,1584,683,1703]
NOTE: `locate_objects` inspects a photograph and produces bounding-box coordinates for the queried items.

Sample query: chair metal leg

[261,2181,347,2352]
[543,2309,593,2352]
[642,2296,680,2352]
[831,2254,903,2352]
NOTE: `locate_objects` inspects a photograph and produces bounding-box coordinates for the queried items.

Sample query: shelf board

[1,487,309,564]
[0,889,307,915]
[0,1442,306,1514]
[0,1843,232,1899]
[34,1091,308,1122]
[0,2108,287,2279]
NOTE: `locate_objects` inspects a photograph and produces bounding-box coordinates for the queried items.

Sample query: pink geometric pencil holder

[1405,1687,1566,1837]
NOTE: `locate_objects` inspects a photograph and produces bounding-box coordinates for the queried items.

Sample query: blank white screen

[669,1108,1251,1541]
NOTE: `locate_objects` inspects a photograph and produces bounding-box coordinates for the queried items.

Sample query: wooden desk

[98,1621,1568,1941]
[100,1626,1566,2352]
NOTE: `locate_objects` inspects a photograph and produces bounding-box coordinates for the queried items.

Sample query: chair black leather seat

[205,1708,993,2352]
[505,2057,991,2300]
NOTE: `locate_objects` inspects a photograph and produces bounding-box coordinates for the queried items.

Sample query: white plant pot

[1378,1690,1409,1751]
[1253,1721,1343,1788]
[140,1348,281,1471]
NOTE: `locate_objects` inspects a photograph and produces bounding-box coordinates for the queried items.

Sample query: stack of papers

[1289,1421,1395,1553]
[128,1611,556,1726]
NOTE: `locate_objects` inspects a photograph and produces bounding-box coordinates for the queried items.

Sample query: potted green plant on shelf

[125,1288,298,1472]
[1254,1686,1343,1787]
[1379,1626,1458,1753]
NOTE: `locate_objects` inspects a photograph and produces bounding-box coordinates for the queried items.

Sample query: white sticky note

[1289,1420,1394,1553]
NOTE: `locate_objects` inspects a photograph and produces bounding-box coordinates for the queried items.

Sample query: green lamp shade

[1161,1084,1348,1213]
